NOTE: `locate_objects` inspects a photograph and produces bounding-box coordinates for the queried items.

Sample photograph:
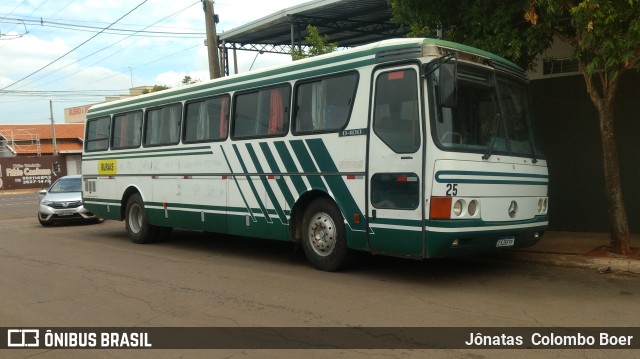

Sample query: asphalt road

[1,192,638,358]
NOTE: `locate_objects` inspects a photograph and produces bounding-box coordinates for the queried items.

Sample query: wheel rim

[128,203,142,233]
[307,211,337,257]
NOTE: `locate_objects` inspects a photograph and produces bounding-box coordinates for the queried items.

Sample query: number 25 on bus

[82,38,548,271]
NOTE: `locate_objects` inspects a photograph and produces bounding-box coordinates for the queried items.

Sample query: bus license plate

[496,236,515,247]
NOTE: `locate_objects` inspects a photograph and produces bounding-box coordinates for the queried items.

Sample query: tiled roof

[0,124,84,155]
[0,123,84,141]
[7,140,83,155]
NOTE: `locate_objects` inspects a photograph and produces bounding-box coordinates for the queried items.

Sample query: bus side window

[184,95,229,143]
[373,69,420,153]
[293,72,358,134]
[112,111,142,149]
[232,85,290,139]
[144,103,182,146]
[85,116,111,152]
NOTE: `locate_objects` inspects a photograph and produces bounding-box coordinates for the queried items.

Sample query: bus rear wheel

[301,198,350,271]
[125,193,159,244]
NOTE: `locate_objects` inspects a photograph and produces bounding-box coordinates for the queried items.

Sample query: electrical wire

[0,0,149,92]
[0,17,205,37]
[15,1,201,90]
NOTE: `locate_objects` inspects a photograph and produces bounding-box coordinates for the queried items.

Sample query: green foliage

[141,84,169,94]
[570,0,639,78]
[389,0,555,69]
[181,75,200,86]
[390,0,640,94]
[292,25,337,60]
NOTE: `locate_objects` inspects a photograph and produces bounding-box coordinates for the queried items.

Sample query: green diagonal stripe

[273,141,306,195]
[246,143,287,224]
[259,142,295,208]
[221,146,255,221]
[232,144,271,223]
[305,138,365,229]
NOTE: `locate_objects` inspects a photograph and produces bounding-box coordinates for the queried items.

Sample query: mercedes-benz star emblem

[508,200,518,218]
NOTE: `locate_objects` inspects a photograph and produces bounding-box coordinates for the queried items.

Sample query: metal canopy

[218,0,410,67]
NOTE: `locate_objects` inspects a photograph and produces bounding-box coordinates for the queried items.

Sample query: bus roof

[87,38,523,117]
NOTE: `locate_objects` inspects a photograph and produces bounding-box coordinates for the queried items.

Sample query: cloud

[0,35,73,86]
[0,0,311,123]
[154,70,209,87]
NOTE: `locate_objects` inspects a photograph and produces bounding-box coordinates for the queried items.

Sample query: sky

[0,0,311,124]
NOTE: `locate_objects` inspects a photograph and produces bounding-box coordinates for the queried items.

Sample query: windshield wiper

[528,141,538,163]
[482,113,501,160]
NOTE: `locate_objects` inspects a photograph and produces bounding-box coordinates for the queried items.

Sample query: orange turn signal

[430,197,452,219]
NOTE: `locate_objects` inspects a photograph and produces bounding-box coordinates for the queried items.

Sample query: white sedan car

[38,175,102,226]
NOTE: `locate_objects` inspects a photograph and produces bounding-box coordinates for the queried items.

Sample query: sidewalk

[0,188,40,195]
[499,231,640,274]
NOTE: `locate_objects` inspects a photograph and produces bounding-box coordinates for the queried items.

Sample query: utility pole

[203,0,221,79]
[49,100,58,156]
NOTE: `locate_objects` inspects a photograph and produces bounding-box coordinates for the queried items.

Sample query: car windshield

[429,64,543,158]
[49,177,81,193]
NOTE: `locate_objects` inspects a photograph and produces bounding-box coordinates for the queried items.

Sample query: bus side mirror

[439,61,457,108]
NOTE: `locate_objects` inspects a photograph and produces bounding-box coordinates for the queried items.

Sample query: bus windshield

[429,64,542,158]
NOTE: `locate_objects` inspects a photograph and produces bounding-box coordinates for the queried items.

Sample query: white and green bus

[82,38,548,271]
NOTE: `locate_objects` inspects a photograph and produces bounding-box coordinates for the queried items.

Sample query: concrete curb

[0,189,40,196]
[591,256,640,274]
[505,251,640,274]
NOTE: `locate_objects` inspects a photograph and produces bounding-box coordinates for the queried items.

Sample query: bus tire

[125,193,159,244]
[301,198,350,271]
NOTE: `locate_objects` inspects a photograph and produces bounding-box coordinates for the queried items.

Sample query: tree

[181,75,200,86]
[530,0,640,255]
[292,25,337,60]
[141,84,169,94]
[390,0,640,255]
[389,0,554,69]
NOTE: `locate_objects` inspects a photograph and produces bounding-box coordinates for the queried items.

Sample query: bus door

[366,65,424,257]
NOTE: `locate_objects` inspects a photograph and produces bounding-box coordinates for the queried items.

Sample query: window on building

[542,58,579,75]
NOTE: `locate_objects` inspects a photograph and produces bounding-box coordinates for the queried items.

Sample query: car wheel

[38,214,54,227]
[301,197,351,271]
[125,193,159,244]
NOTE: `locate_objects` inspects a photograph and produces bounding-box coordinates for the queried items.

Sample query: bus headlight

[468,200,478,216]
[537,198,544,213]
[537,197,549,214]
[453,200,464,217]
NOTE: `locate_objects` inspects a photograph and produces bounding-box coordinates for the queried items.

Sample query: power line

[0,0,75,45]
[12,1,201,90]
[0,0,50,35]
[68,43,201,91]
[0,0,149,92]
[0,17,205,37]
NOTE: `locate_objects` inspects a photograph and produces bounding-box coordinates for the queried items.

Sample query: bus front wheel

[301,198,350,271]
[125,193,159,244]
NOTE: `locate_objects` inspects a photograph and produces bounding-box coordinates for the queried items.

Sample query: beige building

[63,86,154,123]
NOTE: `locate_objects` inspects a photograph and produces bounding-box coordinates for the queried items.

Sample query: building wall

[0,156,67,190]
[64,104,93,123]
[531,71,640,233]
[65,155,82,175]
